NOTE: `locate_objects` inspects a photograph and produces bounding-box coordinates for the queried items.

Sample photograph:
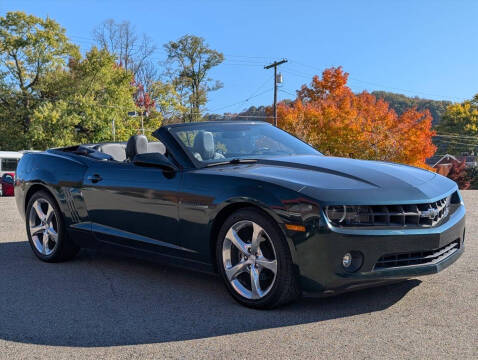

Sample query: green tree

[148,80,187,124]
[29,48,142,149]
[0,11,80,149]
[436,95,478,154]
[164,35,224,122]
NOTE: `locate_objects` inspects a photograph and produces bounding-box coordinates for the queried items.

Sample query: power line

[281,68,313,79]
[434,136,478,143]
[224,54,272,60]
[68,33,273,59]
[4,82,274,117]
[279,88,296,97]
[434,142,478,148]
[433,139,478,147]
[434,133,478,140]
[205,76,275,116]
[208,88,273,113]
[246,75,274,98]
[220,62,264,67]
[288,59,466,102]
[434,140,478,146]
[66,32,467,102]
[221,114,271,119]
[14,31,472,116]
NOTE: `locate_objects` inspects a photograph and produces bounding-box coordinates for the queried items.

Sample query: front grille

[374,240,460,269]
[371,196,450,227]
[331,194,456,228]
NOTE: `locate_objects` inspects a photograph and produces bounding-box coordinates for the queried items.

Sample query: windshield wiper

[205,158,258,168]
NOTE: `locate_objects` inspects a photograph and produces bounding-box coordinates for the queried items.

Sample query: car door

[81,159,185,256]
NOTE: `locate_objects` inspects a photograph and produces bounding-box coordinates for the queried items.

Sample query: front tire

[26,190,80,262]
[216,208,300,309]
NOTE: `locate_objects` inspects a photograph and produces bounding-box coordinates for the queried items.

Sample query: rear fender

[15,152,88,227]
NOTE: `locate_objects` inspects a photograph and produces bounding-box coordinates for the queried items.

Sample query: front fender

[215,184,324,272]
[179,170,321,266]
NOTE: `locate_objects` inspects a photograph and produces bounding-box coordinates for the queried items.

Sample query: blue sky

[3,0,478,114]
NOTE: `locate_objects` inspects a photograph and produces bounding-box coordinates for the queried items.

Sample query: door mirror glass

[133,152,178,172]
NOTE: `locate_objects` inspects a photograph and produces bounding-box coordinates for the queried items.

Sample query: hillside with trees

[208,92,451,125]
[205,105,271,122]
[371,91,451,126]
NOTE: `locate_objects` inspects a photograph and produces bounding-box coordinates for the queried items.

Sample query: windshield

[168,122,320,165]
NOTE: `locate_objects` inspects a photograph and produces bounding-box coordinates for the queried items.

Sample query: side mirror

[133,152,178,172]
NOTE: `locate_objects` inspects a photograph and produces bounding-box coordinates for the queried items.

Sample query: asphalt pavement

[0,192,476,359]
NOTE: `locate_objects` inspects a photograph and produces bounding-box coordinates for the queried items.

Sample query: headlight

[324,205,371,226]
[325,205,347,223]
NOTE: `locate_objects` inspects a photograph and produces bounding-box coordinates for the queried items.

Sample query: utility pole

[140,110,144,135]
[127,110,148,135]
[112,118,116,142]
[264,59,287,126]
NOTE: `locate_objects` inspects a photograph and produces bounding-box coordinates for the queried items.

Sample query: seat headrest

[126,135,148,161]
[193,131,215,160]
[96,143,127,161]
[148,141,166,155]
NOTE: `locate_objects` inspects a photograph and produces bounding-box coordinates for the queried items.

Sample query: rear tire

[216,208,300,309]
[26,190,80,262]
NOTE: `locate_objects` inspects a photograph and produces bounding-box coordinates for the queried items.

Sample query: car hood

[203,155,457,204]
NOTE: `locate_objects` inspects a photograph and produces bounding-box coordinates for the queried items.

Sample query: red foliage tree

[275,67,437,169]
[132,77,155,113]
[447,160,470,189]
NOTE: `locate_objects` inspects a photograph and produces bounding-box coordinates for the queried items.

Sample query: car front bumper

[293,203,466,295]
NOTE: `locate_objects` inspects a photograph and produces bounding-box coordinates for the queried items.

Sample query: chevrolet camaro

[15,121,466,308]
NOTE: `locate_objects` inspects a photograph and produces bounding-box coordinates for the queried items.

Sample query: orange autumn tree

[276,67,436,168]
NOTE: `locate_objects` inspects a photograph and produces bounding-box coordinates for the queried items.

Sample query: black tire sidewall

[26,191,66,262]
[216,208,295,309]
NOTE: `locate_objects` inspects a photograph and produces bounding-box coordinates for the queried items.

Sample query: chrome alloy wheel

[222,220,278,300]
[28,198,59,256]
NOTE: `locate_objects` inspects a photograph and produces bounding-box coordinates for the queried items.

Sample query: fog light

[341,251,363,272]
[342,253,353,268]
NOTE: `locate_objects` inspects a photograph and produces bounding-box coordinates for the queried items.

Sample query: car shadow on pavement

[0,241,421,347]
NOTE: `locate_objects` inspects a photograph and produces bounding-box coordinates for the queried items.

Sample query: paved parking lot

[0,192,476,359]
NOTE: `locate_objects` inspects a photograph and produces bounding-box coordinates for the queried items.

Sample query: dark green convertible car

[15,121,465,308]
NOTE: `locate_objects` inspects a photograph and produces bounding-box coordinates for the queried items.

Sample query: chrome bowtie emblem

[420,208,439,219]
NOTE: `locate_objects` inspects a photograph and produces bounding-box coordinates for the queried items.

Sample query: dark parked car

[1,173,15,196]
[15,121,465,308]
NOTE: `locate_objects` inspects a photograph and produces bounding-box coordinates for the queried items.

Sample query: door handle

[87,174,103,183]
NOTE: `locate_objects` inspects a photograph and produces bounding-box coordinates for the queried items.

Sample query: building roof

[430,154,458,168]
[0,151,23,159]
[428,154,477,168]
